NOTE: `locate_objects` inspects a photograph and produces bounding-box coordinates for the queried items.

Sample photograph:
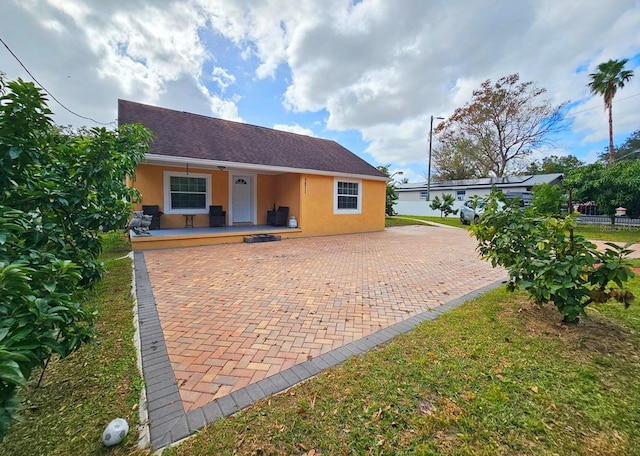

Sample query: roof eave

[143,153,388,181]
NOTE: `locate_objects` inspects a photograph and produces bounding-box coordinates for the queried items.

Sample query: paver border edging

[133,251,506,450]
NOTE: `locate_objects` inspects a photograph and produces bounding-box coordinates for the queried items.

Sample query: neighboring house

[395,173,564,216]
[119,100,387,248]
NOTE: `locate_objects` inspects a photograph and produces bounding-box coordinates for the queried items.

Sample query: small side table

[184,214,195,228]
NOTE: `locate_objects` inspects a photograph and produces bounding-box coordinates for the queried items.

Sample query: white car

[459,199,486,225]
[459,199,505,225]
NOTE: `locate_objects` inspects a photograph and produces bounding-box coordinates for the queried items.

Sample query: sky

[1,0,639,183]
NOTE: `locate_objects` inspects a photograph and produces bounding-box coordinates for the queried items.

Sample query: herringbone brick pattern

[143,225,506,412]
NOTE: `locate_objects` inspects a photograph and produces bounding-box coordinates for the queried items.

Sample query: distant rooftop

[397,173,564,191]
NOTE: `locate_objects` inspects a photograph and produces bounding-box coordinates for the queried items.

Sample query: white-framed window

[456,190,466,201]
[334,178,362,214]
[163,171,211,214]
[420,191,427,199]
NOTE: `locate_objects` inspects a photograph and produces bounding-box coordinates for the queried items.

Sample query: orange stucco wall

[131,163,229,228]
[297,174,386,236]
[256,174,275,224]
[254,173,302,225]
[130,163,385,235]
[275,173,301,222]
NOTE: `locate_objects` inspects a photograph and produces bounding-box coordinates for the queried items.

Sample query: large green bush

[565,160,640,223]
[0,76,150,440]
[472,192,635,323]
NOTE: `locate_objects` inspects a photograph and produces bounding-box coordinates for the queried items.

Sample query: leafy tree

[600,128,640,162]
[565,160,640,224]
[435,74,566,177]
[429,194,459,218]
[525,154,583,175]
[588,58,634,164]
[530,183,567,216]
[0,76,150,440]
[432,138,486,181]
[473,192,635,323]
[377,165,400,216]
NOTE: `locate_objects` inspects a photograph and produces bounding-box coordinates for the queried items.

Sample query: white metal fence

[576,215,640,227]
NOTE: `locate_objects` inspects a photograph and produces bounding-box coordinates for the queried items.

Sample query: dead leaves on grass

[417,394,464,423]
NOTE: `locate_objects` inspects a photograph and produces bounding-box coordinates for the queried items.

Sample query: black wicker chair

[267,206,289,226]
[209,205,226,227]
[142,205,163,230]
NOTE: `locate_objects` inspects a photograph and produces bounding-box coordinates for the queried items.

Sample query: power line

[0,36,112,126]
[612,149,640,163]
[569,93,640,115]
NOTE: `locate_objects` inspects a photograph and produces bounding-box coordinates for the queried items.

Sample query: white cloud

[0,0,241,124]
[273,123,315,136]
[1,0,639,169]
[88,3,209,101]
[211,67,236,92]
[275,0,640,164]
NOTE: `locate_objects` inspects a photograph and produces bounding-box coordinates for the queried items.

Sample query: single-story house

[395,173,563,216]
[118,100,388,249]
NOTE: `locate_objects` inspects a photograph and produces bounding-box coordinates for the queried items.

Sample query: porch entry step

[243,234,282,243]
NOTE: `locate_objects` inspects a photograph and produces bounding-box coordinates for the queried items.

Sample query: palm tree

[588,58,634,164]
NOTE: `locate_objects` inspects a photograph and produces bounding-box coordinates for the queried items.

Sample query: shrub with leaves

[530,182,566,216]
[0,75,150,440]
[377,165,400,216]
[471,192,635,323]
[429,193,459,218]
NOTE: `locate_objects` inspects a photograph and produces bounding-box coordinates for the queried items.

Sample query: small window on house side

[420,191,427,199]
[456,190,466,201]
[334,178,362,214]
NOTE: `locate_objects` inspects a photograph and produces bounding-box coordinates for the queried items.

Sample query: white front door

[232,176,253,224]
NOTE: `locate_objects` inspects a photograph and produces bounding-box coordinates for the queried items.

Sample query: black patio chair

[271,206,289,226]
[142,205,163,230]
[209,205,226,227]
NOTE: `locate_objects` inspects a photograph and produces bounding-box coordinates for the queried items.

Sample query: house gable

[118,99,387,180]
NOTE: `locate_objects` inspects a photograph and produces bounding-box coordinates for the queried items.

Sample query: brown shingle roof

[118,100,386,178]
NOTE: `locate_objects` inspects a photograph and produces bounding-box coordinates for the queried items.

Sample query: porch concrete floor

[134,225,510,448]
[131,224,291,238]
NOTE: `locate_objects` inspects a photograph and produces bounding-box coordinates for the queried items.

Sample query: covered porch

[130,224,303,250]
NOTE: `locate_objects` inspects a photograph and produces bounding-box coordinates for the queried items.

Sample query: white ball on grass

[101,418,129,447]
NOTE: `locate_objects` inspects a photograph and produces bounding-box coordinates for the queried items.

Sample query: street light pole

[427,115,444,202]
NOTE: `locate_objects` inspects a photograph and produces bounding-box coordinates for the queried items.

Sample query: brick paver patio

[135,225,508,448]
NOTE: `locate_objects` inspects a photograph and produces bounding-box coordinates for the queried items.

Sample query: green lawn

[2,233,639,455]
[388,215,640,243]
[572,224,640,242]
[386,215,464,228]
